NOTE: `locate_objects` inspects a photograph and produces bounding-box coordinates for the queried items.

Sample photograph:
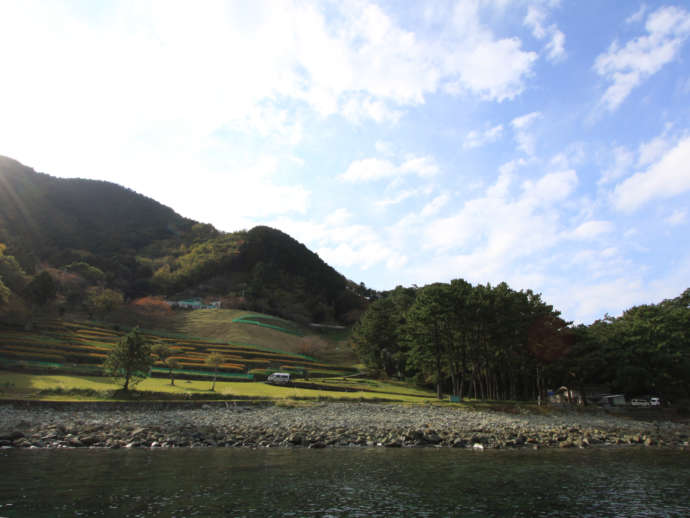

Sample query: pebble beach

[1,402,688,450]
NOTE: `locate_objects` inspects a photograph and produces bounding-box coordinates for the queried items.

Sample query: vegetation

[0,318,357,384]
[562,289,690,400]
[205,352,224,391]
[0,371,437,403]
[152,343,180,385]
[103,328,153,390]
[353,281,689,403]
[0,157,366,326]
[354,281,570,401]
[1,155,687,406]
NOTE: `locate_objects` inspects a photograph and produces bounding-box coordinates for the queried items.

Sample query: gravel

[1,402,688,450]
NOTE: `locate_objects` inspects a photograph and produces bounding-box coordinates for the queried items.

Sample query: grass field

[0,311,428,403]
[0,371,436,403]
[0,316,358,383]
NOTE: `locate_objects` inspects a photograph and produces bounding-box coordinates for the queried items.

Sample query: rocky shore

[1,402,688,451]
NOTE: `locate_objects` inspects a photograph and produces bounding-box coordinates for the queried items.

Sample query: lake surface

[1,447,689,517]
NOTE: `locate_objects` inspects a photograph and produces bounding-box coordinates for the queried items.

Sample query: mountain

[0,156,366,324]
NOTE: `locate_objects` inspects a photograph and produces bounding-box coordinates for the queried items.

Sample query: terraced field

[0,318,358,383]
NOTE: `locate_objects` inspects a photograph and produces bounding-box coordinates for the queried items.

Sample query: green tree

[0,277,9,307]
[104,328,153,391]
[25,271,57,308]
[85,287,124,320]
[351,297,402,377]
[206,352,224,391]
[0,244,29,294]
[406,283,453,399]
[152,343,180,386]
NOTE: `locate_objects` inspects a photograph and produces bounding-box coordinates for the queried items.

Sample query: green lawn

[0,371,436,403]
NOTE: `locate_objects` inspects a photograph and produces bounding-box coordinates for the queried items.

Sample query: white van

[267,372,291,385]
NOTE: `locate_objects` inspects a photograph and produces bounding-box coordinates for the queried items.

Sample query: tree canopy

[103,328,153,390]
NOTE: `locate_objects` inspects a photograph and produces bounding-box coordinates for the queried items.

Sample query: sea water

[1,447,689,517]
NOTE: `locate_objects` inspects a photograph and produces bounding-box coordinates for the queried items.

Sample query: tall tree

[206,352,224,391]
[406,283,453,399]
[104,328,153,391]
[152,343,180,386]
[351,297,403,377]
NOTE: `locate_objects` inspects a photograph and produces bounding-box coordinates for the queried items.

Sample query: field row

[0,319,356,381]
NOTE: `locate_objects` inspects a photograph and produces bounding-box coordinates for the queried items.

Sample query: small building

[174,299,203,309]
[594,394,626,407]
[548,386,583,405]
[166,298,221,310]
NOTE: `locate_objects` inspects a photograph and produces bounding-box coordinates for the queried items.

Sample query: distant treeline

[352,281,690,401]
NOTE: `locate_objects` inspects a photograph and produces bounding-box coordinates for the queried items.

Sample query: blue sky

[1,1,689,323]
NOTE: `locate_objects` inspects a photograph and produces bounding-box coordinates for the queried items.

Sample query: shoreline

[2,402,688,451]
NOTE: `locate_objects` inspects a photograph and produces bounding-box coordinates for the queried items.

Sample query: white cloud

[340,155,439,182]
[545,29,566,62]
[374,190,419,208]
[522,169,578,206]
[325,208,352,226]
[440,1,538,101]
[569,220,615,240]
[612,136,690,211]
[463,124,504,149]
[317,242,392,270]
[524,3,566,62]
[341,95,403,124]
[594,5,690,111]
[626,4,647,25]
[665,209,687,226]
[375,140,394,156]
[0,0,539,187]
[420,194,450,218]
[511,111,541,155]
[599,146,634,185]
[422,168,575,261]
[637,132,672,167]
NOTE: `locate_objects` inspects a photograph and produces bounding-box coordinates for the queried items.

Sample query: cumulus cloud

[440,1,538,101]
[594,5,690,111]
[612,136,690,212]
[420,194,450,218]
[340,155,439,182]
[524,3,566,62]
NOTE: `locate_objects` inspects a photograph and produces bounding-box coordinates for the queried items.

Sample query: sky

[1,1,689,324]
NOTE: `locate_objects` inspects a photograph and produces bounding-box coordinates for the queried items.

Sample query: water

[1,448,689,517]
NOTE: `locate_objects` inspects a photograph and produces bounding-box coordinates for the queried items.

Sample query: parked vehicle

[266,372,291,385]
[649,397,661,407]
[631,398,650,407]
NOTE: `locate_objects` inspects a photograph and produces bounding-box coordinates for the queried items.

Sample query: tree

[104,328,153,390]
[25,271,57,308]
[152,343,179,386]
[206,352,224,391]
[85,287,124,320]
[351,297,403,377]
[0,277,9,307]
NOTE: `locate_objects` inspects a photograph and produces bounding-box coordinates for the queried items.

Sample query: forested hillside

[0,156,366,325]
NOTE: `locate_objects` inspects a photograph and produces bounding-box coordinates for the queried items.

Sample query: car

[266,372,291,385]
[649,397,661,407]
[631,398,650,407]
